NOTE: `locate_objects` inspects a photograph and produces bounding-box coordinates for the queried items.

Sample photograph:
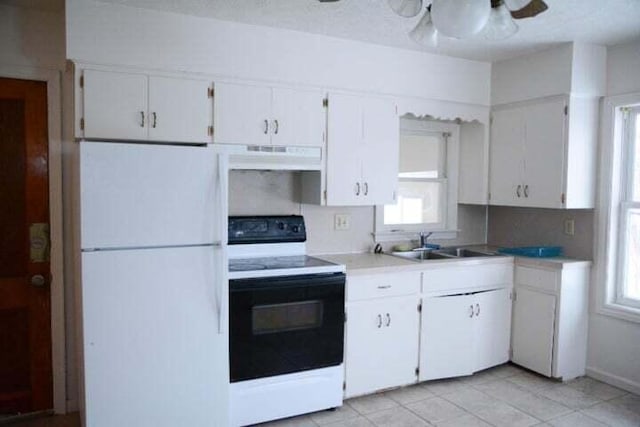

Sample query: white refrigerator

[78,141,229,426]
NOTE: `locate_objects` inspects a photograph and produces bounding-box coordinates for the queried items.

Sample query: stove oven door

[229,273,345,382]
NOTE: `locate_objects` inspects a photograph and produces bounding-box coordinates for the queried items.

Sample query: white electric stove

[227,216,345,427]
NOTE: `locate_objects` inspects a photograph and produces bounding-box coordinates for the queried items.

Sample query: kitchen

[1,0,640,426]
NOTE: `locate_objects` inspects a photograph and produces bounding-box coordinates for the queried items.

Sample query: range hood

[218,144,323,171]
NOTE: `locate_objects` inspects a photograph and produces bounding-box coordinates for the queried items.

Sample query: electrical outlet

[564,219,575,236]
[334,214,351,231]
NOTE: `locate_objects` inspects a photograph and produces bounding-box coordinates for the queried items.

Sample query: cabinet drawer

[515,266,559,293]
[347,272,420,301]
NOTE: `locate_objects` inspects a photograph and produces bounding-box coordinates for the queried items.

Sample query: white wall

[65,0,490,106]
[587,38,640,394]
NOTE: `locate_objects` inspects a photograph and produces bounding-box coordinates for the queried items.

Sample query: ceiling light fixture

[388,0,548,44]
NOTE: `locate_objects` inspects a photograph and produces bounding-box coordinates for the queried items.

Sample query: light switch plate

[334,214,351,231]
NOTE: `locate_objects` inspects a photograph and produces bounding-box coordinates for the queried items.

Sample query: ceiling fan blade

[510,0,548,19]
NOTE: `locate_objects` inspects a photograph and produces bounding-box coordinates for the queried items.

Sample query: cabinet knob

[355,182,361,196]
[469,304,474,318]
[263,119,269,134]
[273,119,279,135]
[152,112,157,128]
[140,111,145,128]
[385,313,391,327]
[516,185,522,198]
[377,314,383,328]
[524,185,529,198]
[363,182,369,196]
[31,274,46,287]
[475,303,480,317]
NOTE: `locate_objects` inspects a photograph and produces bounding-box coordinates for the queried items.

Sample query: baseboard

[586,366,640,395]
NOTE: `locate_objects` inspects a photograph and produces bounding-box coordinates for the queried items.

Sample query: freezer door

[80,246,228,427]
[80,141,224,249]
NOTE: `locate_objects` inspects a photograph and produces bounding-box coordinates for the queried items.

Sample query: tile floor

[4,364,639,427]
[257,364,640,427]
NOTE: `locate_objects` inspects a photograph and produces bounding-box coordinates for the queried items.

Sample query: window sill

[373,230,458,243]
[596,300,640,324]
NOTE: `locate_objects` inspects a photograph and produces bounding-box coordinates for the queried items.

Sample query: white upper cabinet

[325,92,399,206]
[147,76,213,143]
[213,82,324,147]
[81,69,213,143]
[83,70,148,141]
[489,95,597,209]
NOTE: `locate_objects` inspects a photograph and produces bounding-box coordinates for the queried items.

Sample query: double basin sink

[391,247,498,261]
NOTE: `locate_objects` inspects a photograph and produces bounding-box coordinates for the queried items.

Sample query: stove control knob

[277,222,285,230]
[291,225,300,233]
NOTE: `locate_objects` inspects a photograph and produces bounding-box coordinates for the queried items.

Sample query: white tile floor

[255,364,640,427]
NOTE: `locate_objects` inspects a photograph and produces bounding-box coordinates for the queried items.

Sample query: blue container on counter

[497,246,563,258]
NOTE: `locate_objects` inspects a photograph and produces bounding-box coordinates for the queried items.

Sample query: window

[617,106,640,307]
[596,95,640,322]
[375,119,459,240]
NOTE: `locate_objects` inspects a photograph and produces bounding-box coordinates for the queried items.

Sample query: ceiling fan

[318,0,549,45]
[388,0,549,45]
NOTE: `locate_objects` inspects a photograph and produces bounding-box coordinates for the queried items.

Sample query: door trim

[0,64,66,414]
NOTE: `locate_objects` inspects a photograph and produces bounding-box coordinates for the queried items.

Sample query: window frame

[595,93,640,323]
[374,119,459,242]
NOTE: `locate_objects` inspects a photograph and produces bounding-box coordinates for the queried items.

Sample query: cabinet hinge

[323,98,328,108]
[564,105,568,116]
[415,367,420,377]
[323,190,327,201]
[79,75,84,88]
[561,193,566,204]
[395,105,398,115]
[208,125,214,137]
[488,192,491,201]
[208,87,214,98]
[343,381,346,391]
[418,303,422,312]
[490,114,493,125]
[80,118,85,130]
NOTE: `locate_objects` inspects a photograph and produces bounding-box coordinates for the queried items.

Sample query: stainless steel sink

[436,248,496,258]
[391,250,455,261]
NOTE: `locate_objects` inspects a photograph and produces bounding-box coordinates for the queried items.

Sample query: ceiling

[5,0,640,61]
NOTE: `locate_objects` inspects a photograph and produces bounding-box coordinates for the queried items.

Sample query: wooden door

[489,107,525,206]
[473,289,512,372]
[345,296,419,397]
[212,82,272,145]
[419,294,475,381]
[361,96,399,205]
[512,287,556,377]
[0,78,52,415]
[82,69,148,141]
[325,92,363,206]
[148,76,212,144]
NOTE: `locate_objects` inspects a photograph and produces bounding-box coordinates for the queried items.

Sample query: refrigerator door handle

[216,153,229,335]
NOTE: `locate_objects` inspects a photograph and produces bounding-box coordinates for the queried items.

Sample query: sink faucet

[419,231,433,248]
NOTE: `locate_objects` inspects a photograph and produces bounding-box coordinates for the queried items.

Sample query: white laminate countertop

[316,251,513,275]
[515,256,592,270]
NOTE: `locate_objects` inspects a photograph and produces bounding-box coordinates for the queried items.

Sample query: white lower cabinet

[511,259,591,380]
[344,272,420,398]
[419,288,511,381]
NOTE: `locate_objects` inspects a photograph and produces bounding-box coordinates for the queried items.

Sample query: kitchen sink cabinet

[213,81,325,147]
[419,288,511,381]
[344,272,420,398]
[511,259,590,380]
[81,69,213,143]
[489,95,598,209]
[325,92,399,206]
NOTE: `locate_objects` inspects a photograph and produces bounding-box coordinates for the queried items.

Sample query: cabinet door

[522,99,566,208]
[213,82,271,145]
[345,296,419,397]
[148,76,212,143]
[271,88,324,147]
[420,294,475,381]
[326,93,363,206]
[512,287,556,377]
[361,96,399,205]
[489,107,524,206]
[83,69,148,140]
[473,289,512,372]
